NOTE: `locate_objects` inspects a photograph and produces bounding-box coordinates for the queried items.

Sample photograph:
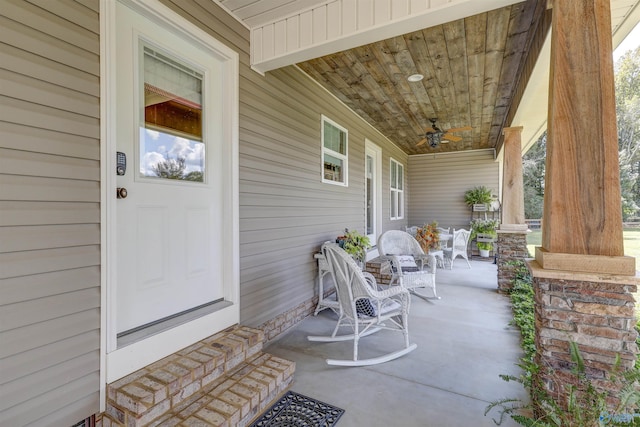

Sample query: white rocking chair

[377,230,439,299]
[307,242,416,366]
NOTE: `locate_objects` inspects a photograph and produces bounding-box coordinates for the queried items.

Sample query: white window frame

[390,158,404,220]
[321,115,348,186]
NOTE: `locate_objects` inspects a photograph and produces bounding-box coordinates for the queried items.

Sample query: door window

[140,44,205,182]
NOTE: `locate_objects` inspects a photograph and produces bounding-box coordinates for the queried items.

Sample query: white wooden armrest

[370,283,411,300]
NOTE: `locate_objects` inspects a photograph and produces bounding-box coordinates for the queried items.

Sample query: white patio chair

[307,242,416,366]
[377,230,439,299]
[443,228,471,269]
[436,226,450,235]
[436,226,451,250]
[405,225,418,237]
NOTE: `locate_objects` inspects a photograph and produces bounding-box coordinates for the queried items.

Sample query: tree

[184,171,204,182]
[521,47,640,221]
[152,156,187,179]
[151,156,204,182]
[615,47,640,220]
[522,133,546,219]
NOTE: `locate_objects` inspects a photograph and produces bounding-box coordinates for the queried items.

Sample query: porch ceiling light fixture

[417,118,471,148]
[407,73,423,82]
[427,132,442,148]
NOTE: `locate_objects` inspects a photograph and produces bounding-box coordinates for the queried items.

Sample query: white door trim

[100,0,239,390]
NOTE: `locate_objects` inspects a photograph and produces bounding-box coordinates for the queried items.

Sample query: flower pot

[479,248,490,257]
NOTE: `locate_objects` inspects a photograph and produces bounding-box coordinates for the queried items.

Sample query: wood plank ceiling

[296,1,544,154]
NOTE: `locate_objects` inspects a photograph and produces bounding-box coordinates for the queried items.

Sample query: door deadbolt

[116,187,128,199]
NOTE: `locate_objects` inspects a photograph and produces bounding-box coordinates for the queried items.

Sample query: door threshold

[117,299,231,348]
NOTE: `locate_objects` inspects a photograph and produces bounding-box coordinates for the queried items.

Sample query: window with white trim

[390,158,404,220]
[321,115,348,185]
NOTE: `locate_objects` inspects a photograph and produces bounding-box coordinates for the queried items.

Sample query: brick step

[99,326,295,427]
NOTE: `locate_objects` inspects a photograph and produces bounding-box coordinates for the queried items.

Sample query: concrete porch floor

[264,259,528,427]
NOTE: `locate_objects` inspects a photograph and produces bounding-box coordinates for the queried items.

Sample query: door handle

[117,187,128,199]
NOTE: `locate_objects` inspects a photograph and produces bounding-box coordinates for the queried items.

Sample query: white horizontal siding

[1,267,100,306]
[1,330,100,384]
[1,96,99,138]
[0,69,100,118]
[0,121,100,159]
[408,150,499,230]
[0,15,98,76]
[0,224,100,253]
[0,246,100,280]
[0,1,100,425]
[0,201,99,226]
[0,309,99,359]
[1,372,99,427]
[0,148,99,180]
[0,43,99,98]
[0,175,100,202]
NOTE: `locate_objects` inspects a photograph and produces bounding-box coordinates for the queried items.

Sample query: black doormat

[249,391,345,427]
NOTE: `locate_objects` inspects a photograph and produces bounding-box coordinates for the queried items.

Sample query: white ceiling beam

[250,0,522,74]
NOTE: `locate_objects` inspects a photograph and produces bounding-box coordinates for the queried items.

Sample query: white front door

[115,2,224,334]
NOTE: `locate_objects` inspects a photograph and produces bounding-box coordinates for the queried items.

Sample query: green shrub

[487,342,640,426]
[486,261,640,425]
[507,262,536,371]
[636,320,640,371]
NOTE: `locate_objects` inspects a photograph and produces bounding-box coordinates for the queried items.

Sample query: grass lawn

[623,229,640,261]
[526,228,640,260]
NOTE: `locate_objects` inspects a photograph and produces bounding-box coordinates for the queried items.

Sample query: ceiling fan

[417,118,472,148]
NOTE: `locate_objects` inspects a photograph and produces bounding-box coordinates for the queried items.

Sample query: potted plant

[464,186,494,211]
[415,221,440,253]
[336,228,371,264]
[470,218,499,257]
[476,241,493,258]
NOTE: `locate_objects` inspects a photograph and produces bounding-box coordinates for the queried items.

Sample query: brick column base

[529,260,638,412]
[365,257,393,285]
[497,231,529,292]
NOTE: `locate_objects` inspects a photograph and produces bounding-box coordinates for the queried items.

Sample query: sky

[140,128,205,177]
[614,22,640,61]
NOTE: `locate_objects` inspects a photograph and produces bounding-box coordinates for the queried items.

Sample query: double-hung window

[322,115,348,186]
[390,158,404,219]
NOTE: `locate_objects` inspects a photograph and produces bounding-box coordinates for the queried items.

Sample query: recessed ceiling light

[407,74,424,82]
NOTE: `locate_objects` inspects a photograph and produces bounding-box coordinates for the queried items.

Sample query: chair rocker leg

[326,343,417,366]
[307,326,381,342]
[406,279,441,300]
[410,288,441,300]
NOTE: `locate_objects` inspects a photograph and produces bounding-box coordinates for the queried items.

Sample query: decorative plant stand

[313,252,340,315]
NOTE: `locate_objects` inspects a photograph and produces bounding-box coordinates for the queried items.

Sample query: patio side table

[313,252,340,315]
